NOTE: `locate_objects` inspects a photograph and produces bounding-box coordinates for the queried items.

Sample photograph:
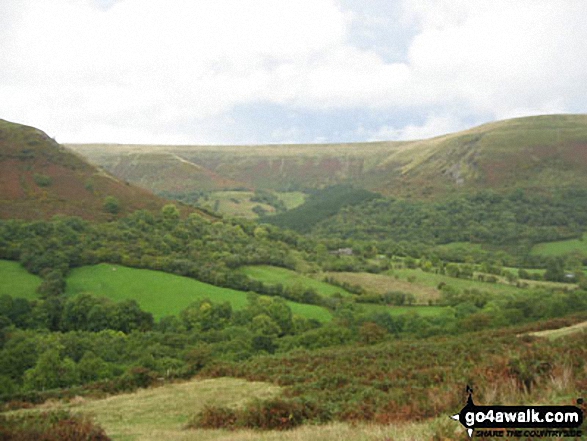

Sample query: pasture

[323,271,439,304]
[362,304,447,317]
[530,233,587,257]
[0,260,42,300]
[241,265,353,297]
[65,264,332,322]
[207,191,274,218]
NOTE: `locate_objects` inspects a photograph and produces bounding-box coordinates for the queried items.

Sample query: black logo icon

[451,386,584,438]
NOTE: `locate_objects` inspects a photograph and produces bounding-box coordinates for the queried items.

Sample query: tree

[37,270,66,297]
[23,348,79,390]
[544,258,565,282]
[251,314,281,337]
[161,204,180,221]
[78,351,112,383]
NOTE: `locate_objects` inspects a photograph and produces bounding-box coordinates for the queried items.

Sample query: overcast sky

[1,0,587,145]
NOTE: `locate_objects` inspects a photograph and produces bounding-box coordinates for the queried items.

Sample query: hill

[0,119,184,220]
[67,114,587,201]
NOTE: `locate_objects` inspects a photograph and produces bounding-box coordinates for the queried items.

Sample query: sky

[1,0,587,145]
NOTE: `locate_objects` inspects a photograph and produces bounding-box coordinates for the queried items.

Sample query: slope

[67,114,587,200]
[0,119,185,221]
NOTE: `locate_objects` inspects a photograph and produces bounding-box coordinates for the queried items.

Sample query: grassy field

[323,271,439,304]
[66,264,332,322]
[388,268,525,296]
[275,191,306,210]
[15,377,441,441]
[241,265,353,297]
[529,320,587,340]
[530,233,587,257]
[432,241,486,255]
[0,260,42,300]
[206,191,274,219]
[362,304,447,317]
[198,191,307,219]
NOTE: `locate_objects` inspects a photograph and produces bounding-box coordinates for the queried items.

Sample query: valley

[1,117,587,440]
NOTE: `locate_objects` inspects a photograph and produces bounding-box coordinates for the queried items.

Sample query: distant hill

[0,119,187,221]
[67,114,587,199]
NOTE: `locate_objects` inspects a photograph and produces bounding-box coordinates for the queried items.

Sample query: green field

[66,264,331,322]
[0,260,42,300]
[531,233,587,257]
[199,191,307,219]
[241,265,353,297]
[433,241,486,255]
[275,191,307,210]
[362,304,447,317]
[205,191,274,218]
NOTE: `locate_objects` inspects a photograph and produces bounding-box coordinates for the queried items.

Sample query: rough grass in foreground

[11,377,455,441]
[0,259,42,300]
[65,263,332,322]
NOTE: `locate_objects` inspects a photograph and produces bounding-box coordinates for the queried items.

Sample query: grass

[361,304,447,317]
[388,267,525,297]
[530,233,587,257]
[241,265,353,297]
[207,191,274,219]
[11,377,442,441]
[275,191,306,210]
[198,191,306,219]
[323,271,439,304]
[65,264,332,322]
[68,114,587,201]
[433,241,486,254]
[529,320,587,340]
[0,259,42,300]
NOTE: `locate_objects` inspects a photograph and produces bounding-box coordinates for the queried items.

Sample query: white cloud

[404,0,587,116]
[368,115,467,141]
[1,0,587,143]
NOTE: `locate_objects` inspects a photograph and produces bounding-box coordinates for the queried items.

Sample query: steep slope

[67,141,403,193]
[67,114,587,200]
[374,114,587,197]
[0,119,179,220]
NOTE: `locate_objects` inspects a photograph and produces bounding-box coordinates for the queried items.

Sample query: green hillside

[67,114,587,201]
[66,263,332,322]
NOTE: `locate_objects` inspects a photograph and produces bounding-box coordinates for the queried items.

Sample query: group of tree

[308,188,587,254]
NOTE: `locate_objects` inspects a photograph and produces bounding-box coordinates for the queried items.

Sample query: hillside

[0,119,181,220]
[67,114,587,200]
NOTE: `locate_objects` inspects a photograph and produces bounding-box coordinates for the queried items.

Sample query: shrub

[187,397,329,431]
[33,173,52,187]
[237,398,307,430]
[0,410,110,441]
[103,196,120,214]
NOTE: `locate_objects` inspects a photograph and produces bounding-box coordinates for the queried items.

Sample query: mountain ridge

[66,114,587,199]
